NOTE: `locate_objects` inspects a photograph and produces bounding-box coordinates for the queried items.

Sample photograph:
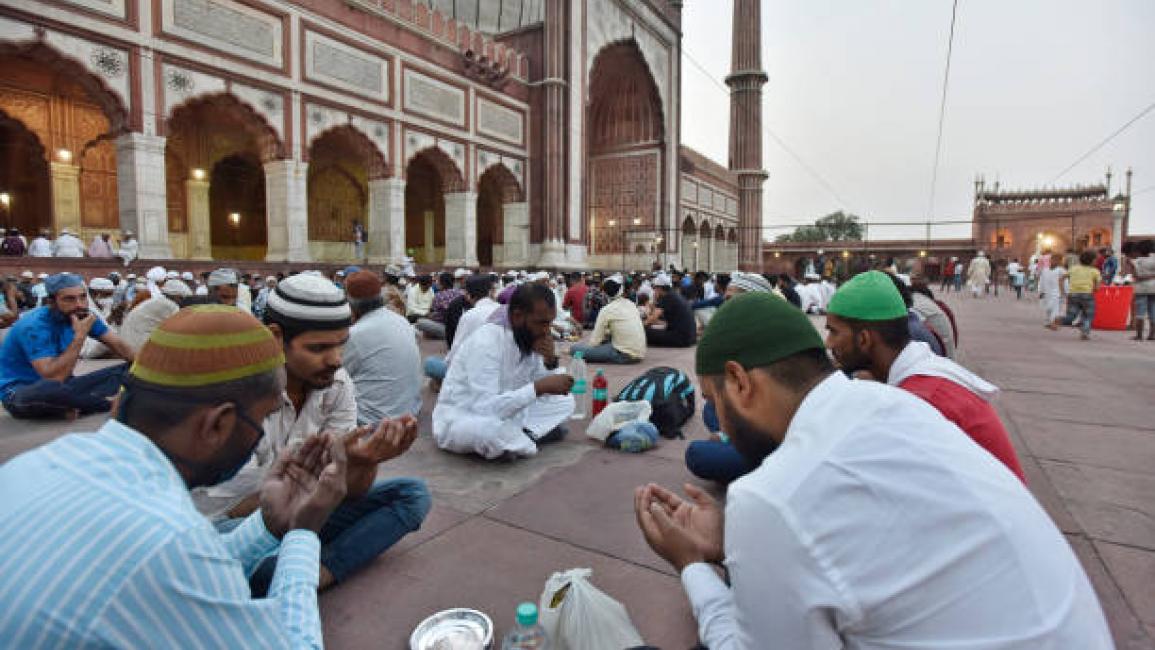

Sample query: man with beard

[635,292,1110,649]
[0,273,135,419]
[433,283,575,459]
[206,268,240,306]
[191,275,430,596]
[0,306,350,647]
[825,271,1024,482]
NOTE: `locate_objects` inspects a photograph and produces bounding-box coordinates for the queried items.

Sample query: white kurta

[445,297,500,365]
[433,322,573,459]
[117,239,139,265]
[27,237,52,257]
[681,372,1110,649]
[52,234,85,257]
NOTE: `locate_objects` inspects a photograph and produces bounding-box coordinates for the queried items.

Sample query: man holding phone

[0,272,136,419]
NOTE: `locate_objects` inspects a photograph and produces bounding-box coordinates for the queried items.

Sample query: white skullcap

[37,273,48,279]
[88,278,115,291]
[20,270,33,279]
[166,270,179,280]
[266,275,277,282]
[454,268,470,278]
[146,266,167,283]
[181,271,194,281]
[126,273,137,280]
[730,271,775,295]
[651,272,672,288]
[207,268,239,287]
[195,285,209,296]
[161,279,192,297]
[265,274,352,330]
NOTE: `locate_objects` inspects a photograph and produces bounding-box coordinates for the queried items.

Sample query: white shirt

[796,283,821,313]
[237,283,252,311]
[1039,267,1066,298]
[446,297,500,364]
[52,234,85,257]
[682,373,1110,649]
[119,295,180,352]
[117,238,139,262]
[344,307,423,425]
[433,322,572,459]
[192,369,357,518]
[27,237,52,257]
[406,285,434,317]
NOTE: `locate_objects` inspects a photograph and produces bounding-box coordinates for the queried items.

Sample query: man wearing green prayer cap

[825,271,1024,482]
[634,292,1110,649]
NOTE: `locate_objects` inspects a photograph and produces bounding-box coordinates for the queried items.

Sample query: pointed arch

[306,124,389,179]
[0,40,129,133]
[165,92,284,162]
[476,161,525,202]
[406,146,465,192]
[588,39,665,148]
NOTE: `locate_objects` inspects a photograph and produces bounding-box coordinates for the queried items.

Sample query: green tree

[777,211,864,243]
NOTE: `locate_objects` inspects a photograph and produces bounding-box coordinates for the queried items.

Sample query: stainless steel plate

[409,608,493,650]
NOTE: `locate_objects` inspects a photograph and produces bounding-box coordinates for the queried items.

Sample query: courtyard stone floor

[1,290,1153,649]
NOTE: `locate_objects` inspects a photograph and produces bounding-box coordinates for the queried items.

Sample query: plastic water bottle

[570,351,588,420]
[501,602,549,649]
[592,369,609,417]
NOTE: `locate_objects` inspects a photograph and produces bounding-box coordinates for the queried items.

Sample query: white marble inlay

[476,97,523,144]
[305,31,388,101]
[403,68,465,126]
[162,0,283,67]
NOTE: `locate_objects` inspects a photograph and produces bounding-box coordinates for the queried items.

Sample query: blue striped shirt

[0,420,323,648]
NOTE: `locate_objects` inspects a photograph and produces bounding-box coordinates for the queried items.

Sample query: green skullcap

[827,271,908,321]
[696,292,825,376]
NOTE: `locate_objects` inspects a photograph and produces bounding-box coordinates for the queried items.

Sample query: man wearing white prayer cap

[207,268,240,306]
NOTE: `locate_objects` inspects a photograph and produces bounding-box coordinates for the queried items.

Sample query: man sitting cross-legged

[192,274,431,595]
[0,272,136,419]
[635,293,1109,649]
[0,305,348,648]
[433,283,575,459]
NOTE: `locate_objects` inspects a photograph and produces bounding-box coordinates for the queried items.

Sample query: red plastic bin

[1092,286,1133,331]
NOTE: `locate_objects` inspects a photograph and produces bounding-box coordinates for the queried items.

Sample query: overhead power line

[681,46,855,212]
[926,0,960,222]
[1049,99,1155,184]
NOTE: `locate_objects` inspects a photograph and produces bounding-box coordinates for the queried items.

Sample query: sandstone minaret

[727,0,768,271]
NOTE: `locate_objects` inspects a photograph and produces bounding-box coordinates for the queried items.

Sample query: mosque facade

[0,0,762,271]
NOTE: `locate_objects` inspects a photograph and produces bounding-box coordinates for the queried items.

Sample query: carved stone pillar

[116,133,171,259]
[444,191,478,267]
[264,160,310,262]
[502,201,530,268]
[368,177,406,265]
[186,178,211,260]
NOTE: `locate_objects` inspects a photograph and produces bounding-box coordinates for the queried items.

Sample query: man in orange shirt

[825,271,1025,482]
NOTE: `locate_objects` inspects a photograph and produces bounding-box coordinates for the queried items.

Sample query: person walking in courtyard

[635,292,1110,649]
[1040,253,1067,330]
[1062,250,1101,340]
[352,220,365,261]
[1131,239,1155,341]
[967,251,991,297]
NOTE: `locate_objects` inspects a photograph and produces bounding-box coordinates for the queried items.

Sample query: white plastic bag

[585,401,652,442]
[538,568,644,650]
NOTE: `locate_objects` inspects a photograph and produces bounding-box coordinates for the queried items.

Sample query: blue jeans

[217,478,431,596]
[2,362,128,419]
[569,342,639,364]
[424,356,448,380]
[1063,293,1095,335]
[686,401,760,483]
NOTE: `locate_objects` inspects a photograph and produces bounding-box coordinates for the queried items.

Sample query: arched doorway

[404,147,465,265]
[680,217,695,271]
[587,40,664,256]
[165,93,281,260]
[476,164,524,268]
[0,43,127,237]
[307,126,386,261]
[0,112,50,234]
[209,154,266,258]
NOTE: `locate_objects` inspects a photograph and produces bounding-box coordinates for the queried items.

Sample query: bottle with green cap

[501,602,548,649]
[569,350,588,421]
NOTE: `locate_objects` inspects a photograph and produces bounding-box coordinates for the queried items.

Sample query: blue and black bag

[615,366,696,439]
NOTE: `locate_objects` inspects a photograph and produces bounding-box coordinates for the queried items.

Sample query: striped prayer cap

[130,305,284,388]
[265,273,351,331]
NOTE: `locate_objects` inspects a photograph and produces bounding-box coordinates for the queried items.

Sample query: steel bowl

[409,608,494,650]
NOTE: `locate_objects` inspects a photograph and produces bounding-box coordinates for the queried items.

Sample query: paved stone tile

[486,448,705,575]
[1067,535,1155,650]
[1000,391,1155,431]
[1016,421,1155,474]
[1042,460,1155,550]
[1096,541,1155,643]
[319,516,698,650]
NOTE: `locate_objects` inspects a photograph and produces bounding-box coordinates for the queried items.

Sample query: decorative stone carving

[43,30,132,110]
[232,83,284,141]
[403,68,465,125]
[305,31,388,100]
[161,64,225,116]
[404,129,436,164]
[349,116,390,164]
[167,69,195,94]
[477,97,523,145]
[90,47,126,78]
[162,0,283,67]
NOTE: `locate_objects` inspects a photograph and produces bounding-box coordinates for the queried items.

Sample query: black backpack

[615,366,696,439]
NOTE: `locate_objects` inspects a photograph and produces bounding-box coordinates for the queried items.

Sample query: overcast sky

[679,0,1155,240]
